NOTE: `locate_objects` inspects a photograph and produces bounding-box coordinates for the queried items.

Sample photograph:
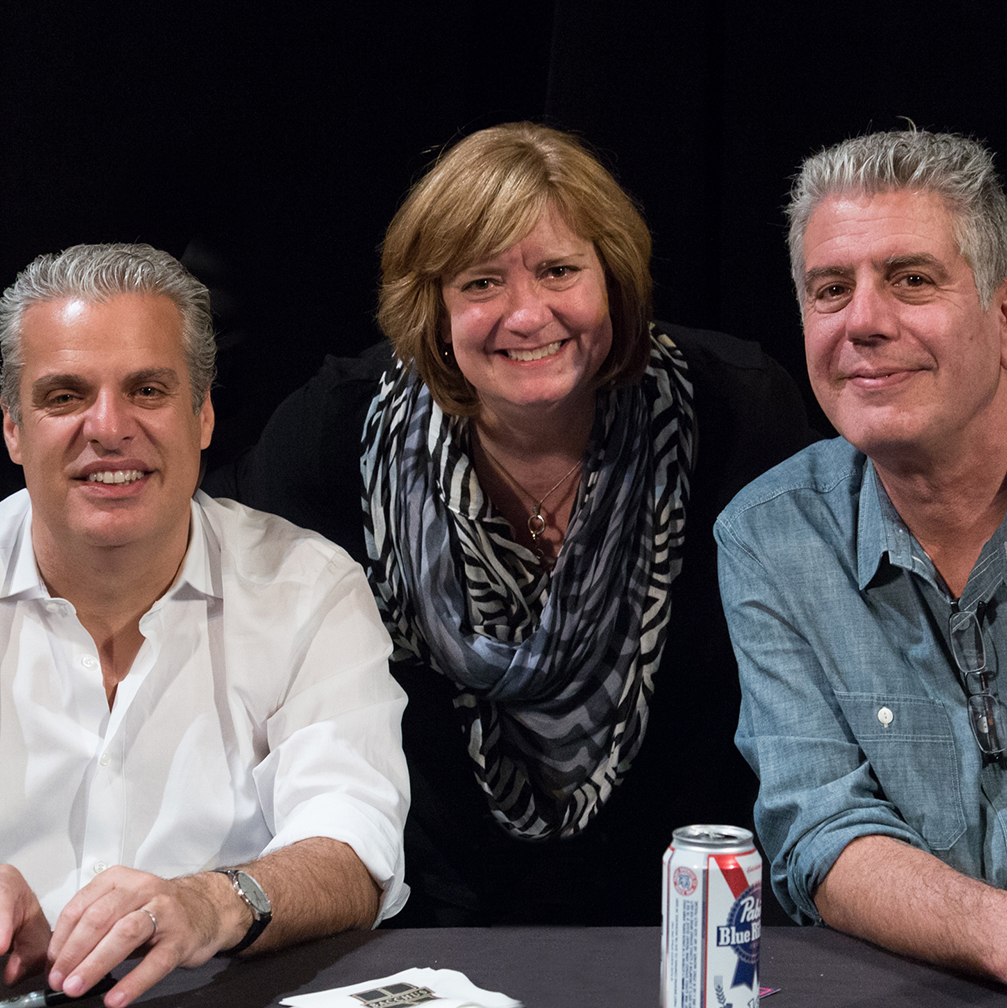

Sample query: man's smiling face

[3,293,214,555]
[802,189,1007,468]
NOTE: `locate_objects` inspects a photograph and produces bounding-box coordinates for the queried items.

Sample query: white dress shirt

[0,489,409,924]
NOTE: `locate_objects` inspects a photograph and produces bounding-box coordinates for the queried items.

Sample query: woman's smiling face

[441,206,613,422]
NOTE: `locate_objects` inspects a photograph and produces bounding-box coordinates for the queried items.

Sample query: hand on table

[46,866,244,1008]
[4,840,376,1005]
[0,863,52,985]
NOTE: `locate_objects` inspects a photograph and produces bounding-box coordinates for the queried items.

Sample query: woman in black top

[207,123,813,925]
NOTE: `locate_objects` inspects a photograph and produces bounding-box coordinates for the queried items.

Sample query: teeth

[505,341,563,362]
[87,470,144,484]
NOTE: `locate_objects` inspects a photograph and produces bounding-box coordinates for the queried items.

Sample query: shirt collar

[855,458,886,590]
[961,514,1007,612]
[166,496,222,601]
[857,458,1007,606]
[0,492,222,603]
[0,494,46,600]
[856,461,935,589]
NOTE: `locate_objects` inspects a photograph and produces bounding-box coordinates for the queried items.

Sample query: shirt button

[80,655,99,671]
[99,752,111,767]
[93,861,107,874]
[44,600,62,613]
[878,706,894,727]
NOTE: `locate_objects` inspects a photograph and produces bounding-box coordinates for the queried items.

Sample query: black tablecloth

[5,926,1006,1007]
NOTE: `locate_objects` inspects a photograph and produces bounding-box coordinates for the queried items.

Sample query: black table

[5,926,1006,1007]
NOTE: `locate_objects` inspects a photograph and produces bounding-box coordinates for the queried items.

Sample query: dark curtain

[3,1,1005,450]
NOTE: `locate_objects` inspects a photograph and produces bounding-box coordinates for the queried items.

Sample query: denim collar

[857,457,1007,608]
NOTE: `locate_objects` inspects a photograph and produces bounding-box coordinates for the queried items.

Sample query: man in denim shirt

[716,130,1007,978]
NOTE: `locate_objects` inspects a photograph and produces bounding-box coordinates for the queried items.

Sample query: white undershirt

[0,490,409,923]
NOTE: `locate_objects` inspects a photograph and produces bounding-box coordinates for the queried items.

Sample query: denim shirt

[715,437,1007,924]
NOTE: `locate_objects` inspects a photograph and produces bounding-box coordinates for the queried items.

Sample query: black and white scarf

[361,326,695,839]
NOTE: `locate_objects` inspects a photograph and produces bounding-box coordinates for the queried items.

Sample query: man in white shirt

[0,244,409,1007]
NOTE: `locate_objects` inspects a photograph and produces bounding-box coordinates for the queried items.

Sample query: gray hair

[0,243,216,424]
[787,129,1007,311]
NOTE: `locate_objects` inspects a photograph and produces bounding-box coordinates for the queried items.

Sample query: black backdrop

[4,2,1007,462]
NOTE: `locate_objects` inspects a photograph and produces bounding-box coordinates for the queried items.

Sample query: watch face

[234,870,271,916]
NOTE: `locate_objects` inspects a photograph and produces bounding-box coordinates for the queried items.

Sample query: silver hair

[787,129,1007,311]
[0,243,216,424]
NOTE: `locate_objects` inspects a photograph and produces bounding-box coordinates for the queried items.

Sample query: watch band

[212,868,272,955]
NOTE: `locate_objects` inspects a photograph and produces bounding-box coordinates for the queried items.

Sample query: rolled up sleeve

[252,559,410,921]
[715,495,924,923]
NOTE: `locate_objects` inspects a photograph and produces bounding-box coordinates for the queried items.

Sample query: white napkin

[279,966,523,1008]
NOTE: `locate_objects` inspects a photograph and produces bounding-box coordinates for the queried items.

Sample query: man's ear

[2,404,22,465]
[199,394,214,451]
[995,279,1007,371]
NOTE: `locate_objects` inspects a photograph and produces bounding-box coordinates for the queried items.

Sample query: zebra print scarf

[361,326,695,839]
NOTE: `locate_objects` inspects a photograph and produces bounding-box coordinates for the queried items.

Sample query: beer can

[661,824,762,1008]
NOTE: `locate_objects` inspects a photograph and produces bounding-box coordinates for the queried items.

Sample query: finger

[0,866,51,983]
[57,908,160,1001]
[50,895,151,991]
[7,909,52,983]
[48,871,123,961]
[49,871,155,985]
[6,941,50,985]
[97,945,183,1008]
[3,951,24,987]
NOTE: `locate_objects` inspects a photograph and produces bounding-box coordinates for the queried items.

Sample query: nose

[502,276,552,336]
[83,389,135,448]
[843,281,896,344]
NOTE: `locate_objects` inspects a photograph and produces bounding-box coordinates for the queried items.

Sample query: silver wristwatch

[212,868,272,955]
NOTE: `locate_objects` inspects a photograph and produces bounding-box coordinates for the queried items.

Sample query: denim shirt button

[878,706,894,727]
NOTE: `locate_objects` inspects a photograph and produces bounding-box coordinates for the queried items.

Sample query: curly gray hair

[0,243,216,423]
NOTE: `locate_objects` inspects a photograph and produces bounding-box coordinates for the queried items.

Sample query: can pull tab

[878,706,894,727]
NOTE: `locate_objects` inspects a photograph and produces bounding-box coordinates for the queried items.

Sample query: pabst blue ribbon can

[662,824,762,1008]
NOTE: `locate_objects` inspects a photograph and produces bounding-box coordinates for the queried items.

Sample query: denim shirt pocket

[833,692,967,851]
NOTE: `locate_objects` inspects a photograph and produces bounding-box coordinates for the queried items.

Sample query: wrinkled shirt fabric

[0,489,409,924]
[715,437,1007,923]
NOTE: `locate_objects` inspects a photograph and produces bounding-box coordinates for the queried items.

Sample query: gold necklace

[478,441,582,543]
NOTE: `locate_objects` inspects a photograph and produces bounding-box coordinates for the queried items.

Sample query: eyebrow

[882,253,950,281]
[803,265,853,296]
[126,368,182,388]
[803,253,951,296]
[30,373,86,406]
[537,252,592,267]
[454,250,593,277]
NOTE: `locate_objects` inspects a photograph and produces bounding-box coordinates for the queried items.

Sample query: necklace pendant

[528,511,546,540]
